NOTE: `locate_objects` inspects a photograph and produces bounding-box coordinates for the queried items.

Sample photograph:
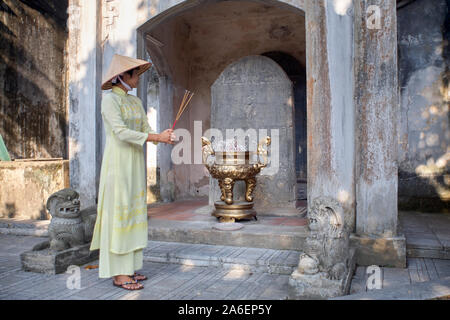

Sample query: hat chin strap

[112,74,132,91]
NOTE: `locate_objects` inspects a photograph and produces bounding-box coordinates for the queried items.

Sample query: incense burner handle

[201,137,215,166]
[256,136,271,169]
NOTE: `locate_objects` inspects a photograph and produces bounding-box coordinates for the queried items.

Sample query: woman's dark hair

[125,67,139,77]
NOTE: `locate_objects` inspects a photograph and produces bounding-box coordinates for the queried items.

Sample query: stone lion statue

[46,188,97,251]
[297,196,349,280]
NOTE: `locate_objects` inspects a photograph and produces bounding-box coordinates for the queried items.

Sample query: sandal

[113,279,144,291]
[132,272,148,281]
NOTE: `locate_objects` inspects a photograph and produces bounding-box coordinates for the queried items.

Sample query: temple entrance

[136,0,404,288]
[138,0,306,213]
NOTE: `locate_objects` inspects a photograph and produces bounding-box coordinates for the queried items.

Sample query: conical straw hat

[101,54,152,90]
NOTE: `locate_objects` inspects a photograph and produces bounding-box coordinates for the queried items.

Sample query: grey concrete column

[354,0,399,237]
[306,0,355,229]
[288,0,357,299]
[351,0,405,268]
[158,76,175,202]
[67,0,102,209]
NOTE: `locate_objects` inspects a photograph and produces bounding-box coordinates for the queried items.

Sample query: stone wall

[397,0,449,212]
[0,160,69,220]
[210,55,297,214]
[0,0,68,159]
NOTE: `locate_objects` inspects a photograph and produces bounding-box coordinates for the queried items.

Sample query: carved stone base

[212,200,257,223]
[287,249,356,299]
[350,233,406,268]
[20,241,99,274]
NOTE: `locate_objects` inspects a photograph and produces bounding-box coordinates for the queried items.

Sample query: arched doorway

[137,0,306,213]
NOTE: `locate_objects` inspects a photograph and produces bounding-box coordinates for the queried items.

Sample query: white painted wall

[69,0,160,206]
[68,0,101,209]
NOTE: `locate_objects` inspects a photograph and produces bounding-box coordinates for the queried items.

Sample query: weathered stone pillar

[306,0,355,228]
[158,76,175,202]
[289,0,356,299]
[352,0,406,267]
[67,0,102,209]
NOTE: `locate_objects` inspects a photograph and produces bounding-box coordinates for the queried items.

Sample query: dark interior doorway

[262,51,307,201]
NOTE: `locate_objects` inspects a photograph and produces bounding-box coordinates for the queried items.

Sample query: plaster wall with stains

[397,0,449,211]
[0,0,68,160]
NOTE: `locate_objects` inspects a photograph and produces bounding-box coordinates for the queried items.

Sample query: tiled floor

[2,233,448,300]
[1,200,449,299]
[399,211,450,259]
[349,257,450,294]
[0,234,291,300]
[348,211,450,296]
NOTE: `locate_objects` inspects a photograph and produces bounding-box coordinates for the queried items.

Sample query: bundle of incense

[172,90,194,129]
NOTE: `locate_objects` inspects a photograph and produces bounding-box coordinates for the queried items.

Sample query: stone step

[0,211,310,253]
[0,218,49,237]
[0,218,309,251]
[406,245,450,260]
[143,240,301,275]
[333,276,450,300]
[147,218,309,251]
[399,211,450,260]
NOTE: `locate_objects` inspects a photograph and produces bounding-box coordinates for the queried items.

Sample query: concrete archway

[138,0,307,204]
[136,0,404,270]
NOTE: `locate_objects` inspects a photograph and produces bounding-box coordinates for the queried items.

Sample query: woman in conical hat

[90,54,176,290]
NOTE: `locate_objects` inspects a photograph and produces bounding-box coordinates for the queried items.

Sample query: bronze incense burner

[201,136,271,222]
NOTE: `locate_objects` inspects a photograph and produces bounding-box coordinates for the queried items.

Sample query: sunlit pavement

[0,234,291,300]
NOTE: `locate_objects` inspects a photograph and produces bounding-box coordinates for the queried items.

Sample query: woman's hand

[159,129,176,144]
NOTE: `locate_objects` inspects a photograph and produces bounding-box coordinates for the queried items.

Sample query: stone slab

[287,249,356,299]
[0,218,49,237]
[333,276,450,300]
[0,227,48,237]
[142,240,300,275]
[405,232,442,249]
[350,233,406,268]
[148,218,308,251]
[407,248,450,261]
[399,211,450,260]
[20,241,99,274]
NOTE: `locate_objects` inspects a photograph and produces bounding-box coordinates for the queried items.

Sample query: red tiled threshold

[152,212,198,221]
[147,198,308,226]
[262,216,308,226]
[147,198,208,218]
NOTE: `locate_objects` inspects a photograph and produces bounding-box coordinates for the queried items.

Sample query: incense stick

[178,93,193,120]
[176,91,189,120]
[172,90,194,129]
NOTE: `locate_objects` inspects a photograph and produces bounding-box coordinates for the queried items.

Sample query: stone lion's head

[46,188,81,219]
[308,197,343,237]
